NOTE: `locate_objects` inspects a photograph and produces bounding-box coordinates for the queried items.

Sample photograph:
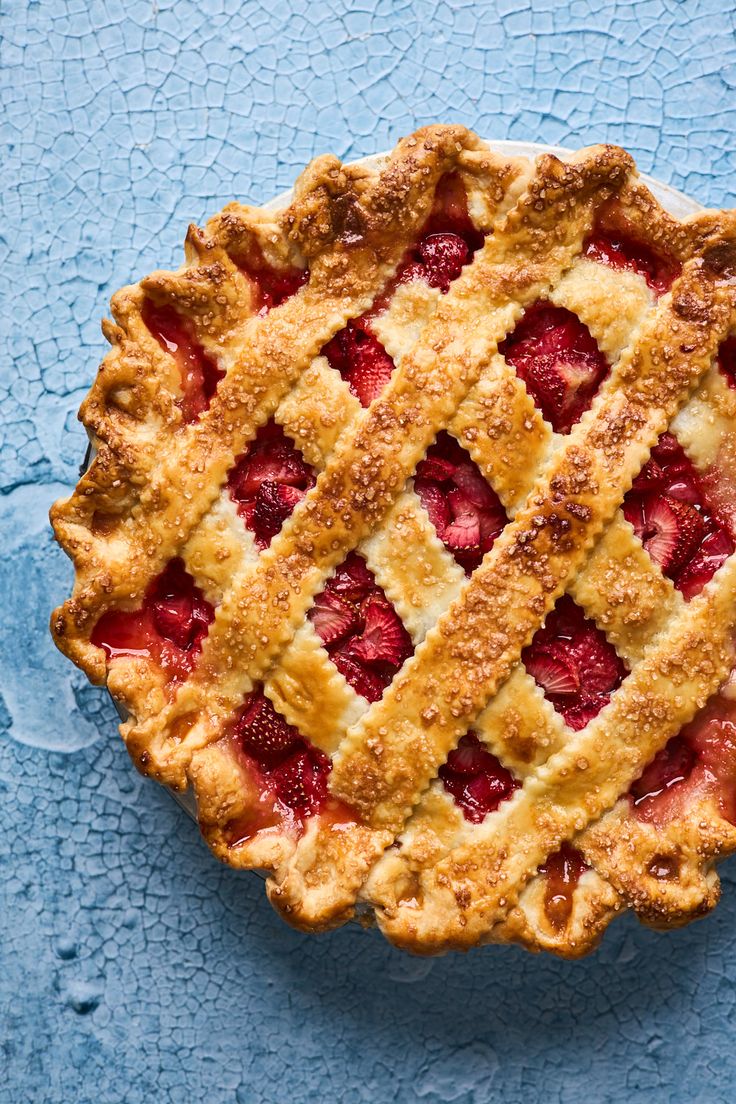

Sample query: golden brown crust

[50,127,736,955]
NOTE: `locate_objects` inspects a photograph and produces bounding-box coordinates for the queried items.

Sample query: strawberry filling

[321,175,483,407]
[308,553,413,702]
[226,690,354,843]
[142,300,225,423]
[538,842,589,931]
[413,431,508,573]
[630,677,736,826]
[582,203,681,294]
[439,732,519,824]
[91,558,214,683]
[321,319,396,407]
[718,335,736,389]
[523,595,627,730]
[499,302,609,433]
[228,422,315,548]
[623,433,735,599]
[385,172,485,300]
[230,242,307,314]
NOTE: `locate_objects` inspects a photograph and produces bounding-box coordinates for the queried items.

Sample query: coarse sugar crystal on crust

[51,126,736,956]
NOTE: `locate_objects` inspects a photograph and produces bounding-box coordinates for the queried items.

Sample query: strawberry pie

[51,127,736,956]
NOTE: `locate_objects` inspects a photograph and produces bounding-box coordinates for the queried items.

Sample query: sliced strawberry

[499,303,609,433]
[416,454,458,483]
[676,528,734,600]
[718,335,736,389]
[624,433,735,597]
[309,590,359,647]
[230,440,311,500]
[522,596,626,729]
[439,733,519,824]
[151,594,195,650]
[91,558,214,682]
[270,748,330,815]
[235,692,301,766]
[413,478,451,539]
[479,504,507,548]
[313,553,413,699]
[525,651,579,696]
[250,481,306,548]
[347,598,411,667]
[343,347,395,406]
[322,320,395,407]
[326,553,375,602]
[228,423,314,547]
[416,232,470,292]
[626,495,705,575]
[331,650,386,702]
[445,489,481,550]
[452,462,498,509]
[413,432,508,572]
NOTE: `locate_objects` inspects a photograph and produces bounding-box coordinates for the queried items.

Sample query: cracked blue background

[3,1,736,1101]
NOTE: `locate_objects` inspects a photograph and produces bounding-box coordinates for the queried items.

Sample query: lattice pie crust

[51,126,736,956]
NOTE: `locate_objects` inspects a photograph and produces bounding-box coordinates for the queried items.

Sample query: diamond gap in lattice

[227,421,316,549]
[308,553,413,703]
[522,595,628,730]
[90,558,215,683]
[581,198,681,295]
[227,242,308,314]
[622,432,734,600]
[225,688,337,843]
[499,301,610,434]
[142,299,226,424]
[413,430,508,574]
[438,732,520,824]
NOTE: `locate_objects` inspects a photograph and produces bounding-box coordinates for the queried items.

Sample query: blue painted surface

[3,1,736,1100]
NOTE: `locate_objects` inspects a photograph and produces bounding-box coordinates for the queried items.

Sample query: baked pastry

[50,125,736,956]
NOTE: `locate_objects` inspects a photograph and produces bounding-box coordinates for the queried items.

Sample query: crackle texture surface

[3,1,736,1101]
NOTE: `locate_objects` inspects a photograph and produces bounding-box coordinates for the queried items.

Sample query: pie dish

[50,125,736,956]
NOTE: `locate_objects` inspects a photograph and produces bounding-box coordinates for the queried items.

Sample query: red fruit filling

[538,843,589,931]
[718,335,736,389]
[321,319,396,407]
[230,241,307,314]
[523,595,627,730]
[630,678,736,826]
[91,558,214,683]
[320,175,482,406]
[142,300,225,423]
[582,202,681,295]
[308,552,413,702]
[413,431,508,573]
[623,432,734,599]
[499,302,609,433]
[227,690,354,843]
[228,422,315,548]
[439,732,519,824]
[390,173,485,297]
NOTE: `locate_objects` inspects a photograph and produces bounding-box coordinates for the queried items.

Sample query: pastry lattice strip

[51,128,736,955]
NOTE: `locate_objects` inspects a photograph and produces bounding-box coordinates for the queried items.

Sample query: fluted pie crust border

[51,126,736,956]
